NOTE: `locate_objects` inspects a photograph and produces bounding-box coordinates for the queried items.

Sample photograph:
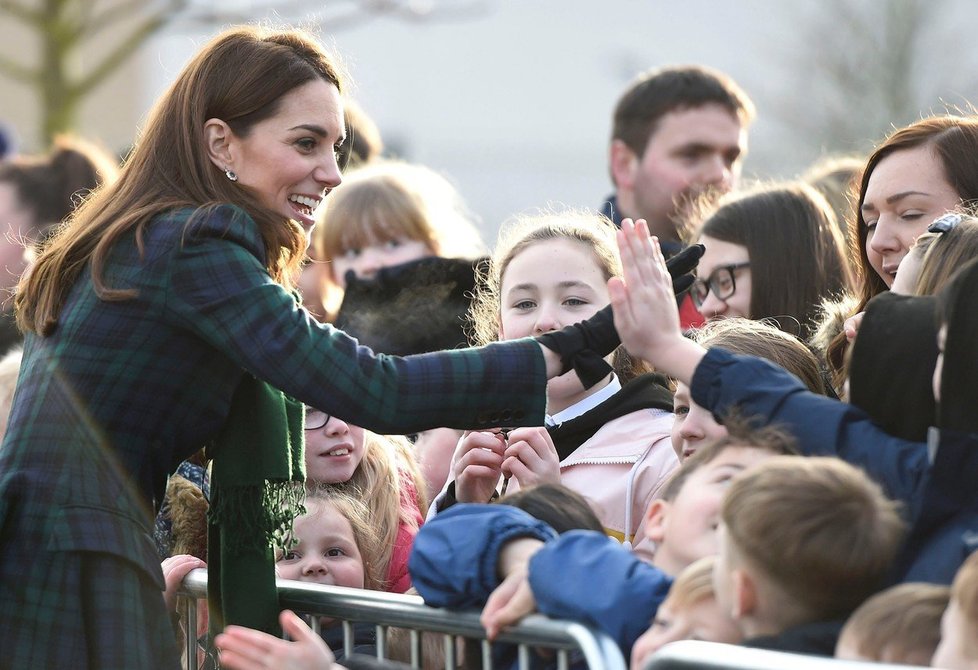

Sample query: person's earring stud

[224,167,238,182]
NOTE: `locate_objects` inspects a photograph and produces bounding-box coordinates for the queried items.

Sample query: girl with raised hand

[672,318,827,461]
[0,26,625,668]
[436,211,690,555]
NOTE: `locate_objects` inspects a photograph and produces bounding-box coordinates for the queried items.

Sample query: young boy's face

[932,598,975,670]
[654,446,776,573]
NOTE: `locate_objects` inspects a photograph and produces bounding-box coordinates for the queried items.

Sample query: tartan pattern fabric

[0,204,546,667]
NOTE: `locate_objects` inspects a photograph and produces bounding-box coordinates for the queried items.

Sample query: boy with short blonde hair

[933,550,978,669]
[715,456,906,656]
[835,583,949,665]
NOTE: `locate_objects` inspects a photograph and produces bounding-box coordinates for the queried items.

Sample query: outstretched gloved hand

[536,223,703,389]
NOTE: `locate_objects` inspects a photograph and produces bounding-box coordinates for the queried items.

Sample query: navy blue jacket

[691,347,978,583]
[409,504,672,656]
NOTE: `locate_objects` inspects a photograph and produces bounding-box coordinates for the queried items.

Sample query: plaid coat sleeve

[0,204,548,668]
[165,205,547,433]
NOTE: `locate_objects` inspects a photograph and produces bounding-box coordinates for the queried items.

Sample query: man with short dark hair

[603,65,755,257]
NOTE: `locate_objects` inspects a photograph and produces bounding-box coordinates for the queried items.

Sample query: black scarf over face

[937,259,978,435]
[849,291,938,442]
[547,373,674,461]
[334,256,482,356]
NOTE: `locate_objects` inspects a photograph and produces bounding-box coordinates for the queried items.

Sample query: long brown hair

[16,26,344,336]
[824,115,978,380]
[699,182,853,341]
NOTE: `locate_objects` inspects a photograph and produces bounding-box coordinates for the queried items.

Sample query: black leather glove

[536,304,618,389]
[665,243,704,295]
[536,243,704,389]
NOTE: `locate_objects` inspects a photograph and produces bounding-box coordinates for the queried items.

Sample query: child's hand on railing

[216,609,335,670]
[162,554,206,612]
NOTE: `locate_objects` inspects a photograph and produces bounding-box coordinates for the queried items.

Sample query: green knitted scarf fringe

[208,482,306,555]
[206,374,306,637]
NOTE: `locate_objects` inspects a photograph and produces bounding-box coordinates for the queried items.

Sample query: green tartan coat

[0,204,546,669]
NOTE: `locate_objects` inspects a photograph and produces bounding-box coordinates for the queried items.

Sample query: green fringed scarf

[206,374,306,638]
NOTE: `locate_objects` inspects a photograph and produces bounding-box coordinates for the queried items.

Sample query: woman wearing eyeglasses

[691,181,853,342]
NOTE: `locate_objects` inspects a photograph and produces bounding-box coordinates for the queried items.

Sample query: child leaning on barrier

[834,582,949,665]
[216,484,604,670]
[214,488,385,670]
[629,556,740,670]
[409,422,797,658]
[715,456,905,656]
[274,487,384,658]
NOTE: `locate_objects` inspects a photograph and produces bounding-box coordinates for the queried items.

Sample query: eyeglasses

[304,408,331,430]
[691,262,751,308]
[927,213,963,234]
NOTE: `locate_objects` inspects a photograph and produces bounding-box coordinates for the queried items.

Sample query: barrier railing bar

[178,569,626,670]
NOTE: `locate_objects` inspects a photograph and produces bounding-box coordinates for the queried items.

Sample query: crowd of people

[1,21,977,670]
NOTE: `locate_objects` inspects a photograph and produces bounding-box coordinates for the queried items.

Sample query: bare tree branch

[178,0,489,31]
[0,0,43,25]
[0,53,36,83]
[71,10,174,97]
[84,0,186,41]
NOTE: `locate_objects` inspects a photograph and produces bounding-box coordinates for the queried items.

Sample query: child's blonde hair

[302,487,385,591]
[666,556,719,610]
[837,582,949,665]
[722,456,905,621]
[691,318,827,395]
[325,432,428,589]
[949,549,978,659]
[911,216,978,296]
[315,160,484,275]
[660,417,798,502]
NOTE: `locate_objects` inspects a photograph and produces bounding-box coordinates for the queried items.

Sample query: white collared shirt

[545,375,622,427]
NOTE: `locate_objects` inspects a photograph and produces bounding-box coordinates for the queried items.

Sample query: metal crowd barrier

[179,568,627,670]
[643,641,930,670]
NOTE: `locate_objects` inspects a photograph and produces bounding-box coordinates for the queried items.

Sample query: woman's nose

[868,218,899,254]
[696,291,727,319]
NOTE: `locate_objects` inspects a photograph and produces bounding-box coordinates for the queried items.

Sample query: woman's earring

[224,167,238,182]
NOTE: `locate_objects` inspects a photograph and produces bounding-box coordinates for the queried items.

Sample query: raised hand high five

[608,219,706,386]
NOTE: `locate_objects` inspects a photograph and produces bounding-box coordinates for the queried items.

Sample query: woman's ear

[203,118,234,171]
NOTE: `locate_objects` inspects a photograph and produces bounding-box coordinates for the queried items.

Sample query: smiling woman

[822,115,978,389]
[204,79,344,239]
[0,25,621,669]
